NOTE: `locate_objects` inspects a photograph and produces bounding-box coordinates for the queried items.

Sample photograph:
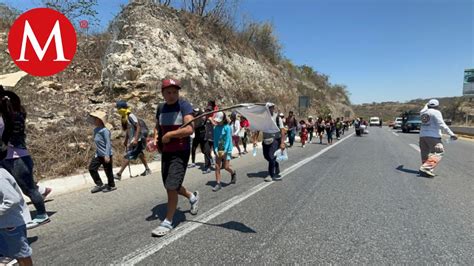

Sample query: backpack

[128,114,149,138]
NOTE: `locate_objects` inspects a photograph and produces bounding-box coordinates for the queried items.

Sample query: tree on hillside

[42,0,99,27]
[182,0,239,27]
[0,3,20,28]
[241,21,282,63]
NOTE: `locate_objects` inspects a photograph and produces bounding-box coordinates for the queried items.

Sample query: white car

[393,117,403,129]
[369,117,380,126]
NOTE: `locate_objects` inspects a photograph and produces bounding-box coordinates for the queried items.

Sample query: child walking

[299,120,308,148]
[88,111,115,193]
[212,112,236,192]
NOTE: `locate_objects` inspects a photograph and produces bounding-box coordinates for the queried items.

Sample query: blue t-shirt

[94,127,113,157]
[213,124,233,154]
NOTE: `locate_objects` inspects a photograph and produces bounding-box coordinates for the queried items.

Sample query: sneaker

[114,173,122,181]
[188,163,196,168]
[419,167,435,177]
[302,145,305,148]
[91,185,104,193]
[231,171,237,184]
[42,187,52,199]
[264,176,273,182]
[273,175,283,181]
[141,169,152,176]
[190,191,199,215]
[212,183,222,192]
[151,221,173,237]
[102,185,117,192]
[26,221,39,230]
[27,214,50,229]
[202,168,211,174]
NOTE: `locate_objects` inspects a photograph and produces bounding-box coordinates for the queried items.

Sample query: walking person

[114,101,151,180]
[325,117,334,145]
[189,108,206,168]
[285,111,297,147]
[418,99,457,177]
[212,112,237,191]
[299,120,308,148]
[87,111,116,193]
[152,79,199,237]
[254,103,286,182]
[307,116,315,143]
[240,116,250,154]
[230,111,242,158]
[316,118,325,144]
[202,107,214,174]
[0,91,49,228]
[0,168,33,266]
[335,117,342,140]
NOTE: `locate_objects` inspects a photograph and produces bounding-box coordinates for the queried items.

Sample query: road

[26,127,474,264]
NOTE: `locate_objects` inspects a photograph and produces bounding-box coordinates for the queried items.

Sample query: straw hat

[89,110,112,129]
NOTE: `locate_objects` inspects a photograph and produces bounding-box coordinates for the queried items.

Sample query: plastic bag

[252,146,257,157]
[274,149,288,162]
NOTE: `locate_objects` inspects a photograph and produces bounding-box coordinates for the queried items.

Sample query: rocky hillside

[102,2,352,116]
[1,1,353,180]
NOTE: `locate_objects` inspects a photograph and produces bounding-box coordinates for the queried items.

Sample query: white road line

[119,133,355,265]
[392,132,399,136]
[409,143,420,152]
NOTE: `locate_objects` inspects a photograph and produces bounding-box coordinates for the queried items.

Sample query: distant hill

[352,96,474,125]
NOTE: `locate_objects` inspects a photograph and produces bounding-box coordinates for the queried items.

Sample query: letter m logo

[16,20,69,62]
[8,8,77,76]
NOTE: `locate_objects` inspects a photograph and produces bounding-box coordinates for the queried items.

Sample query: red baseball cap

[161,79,181,90]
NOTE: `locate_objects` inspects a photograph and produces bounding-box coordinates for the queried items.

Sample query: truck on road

[401,110,421,133]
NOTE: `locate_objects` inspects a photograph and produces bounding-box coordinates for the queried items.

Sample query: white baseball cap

[428,99,439,107]
[214,111,224,123]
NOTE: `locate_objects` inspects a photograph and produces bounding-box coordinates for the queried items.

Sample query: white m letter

[16,20,70,62]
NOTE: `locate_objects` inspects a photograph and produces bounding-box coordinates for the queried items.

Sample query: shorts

[161,150,190,191]
[419,137,443,162]
[0,225,32,259]
[125,140,146,160]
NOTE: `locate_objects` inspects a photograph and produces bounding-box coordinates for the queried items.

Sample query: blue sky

[2,0,473,104]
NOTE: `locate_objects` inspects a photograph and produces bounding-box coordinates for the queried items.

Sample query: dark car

[401,111,421,133]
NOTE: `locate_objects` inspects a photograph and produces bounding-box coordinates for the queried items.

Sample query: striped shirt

[156,99,193,152]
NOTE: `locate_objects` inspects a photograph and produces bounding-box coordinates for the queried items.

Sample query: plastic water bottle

[446,136,457,144]
[252,145,257,157]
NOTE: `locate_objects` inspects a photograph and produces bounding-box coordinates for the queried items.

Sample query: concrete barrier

[451,126,474,136]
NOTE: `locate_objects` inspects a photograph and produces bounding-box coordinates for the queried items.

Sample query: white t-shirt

[420,106,454,138]
[231,120,241,136]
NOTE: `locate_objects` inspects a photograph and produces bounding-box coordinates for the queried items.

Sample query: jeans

[262,138,280,178]
[288,130,296,146]
[203,141,213,170]
[308,128,314,142]
[2,156,46,215]
[191,137,206,164]
[89,156,114,187]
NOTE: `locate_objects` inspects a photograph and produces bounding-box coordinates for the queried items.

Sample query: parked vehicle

[393,117,403,129]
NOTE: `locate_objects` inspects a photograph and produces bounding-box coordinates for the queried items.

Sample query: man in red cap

[152,78,200,237]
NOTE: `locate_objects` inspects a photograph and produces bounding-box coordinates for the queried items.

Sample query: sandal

[151,221,173,237]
